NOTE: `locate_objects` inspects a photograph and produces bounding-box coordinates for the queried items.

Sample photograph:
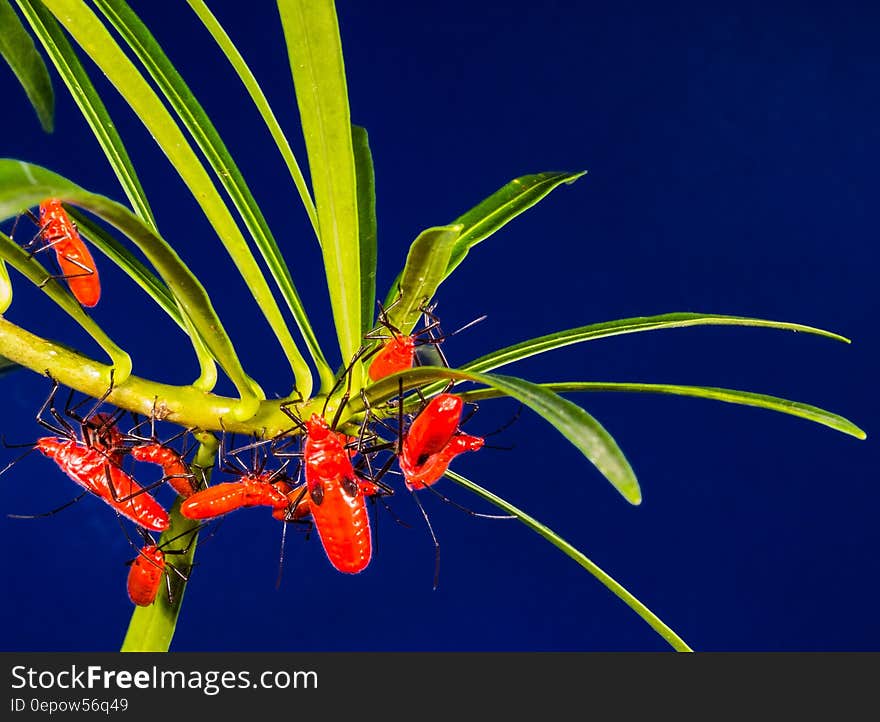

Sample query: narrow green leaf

[383,171,586,306]
[185,0,319,239]
[445,471,692,652]
[383,224,462,337]
[40,0,306,398]
[448,171,586,276]
[354,365,641,505]
[0,159,260,417]
[0,0,53,131]
[461,313,851,376]
[121,432,217,652]
[92,0,328,397]
[353,125,378,338]
[459,382,867,440]
[0,230,132,380]
[16,0,154,226]
[278,0,361,364]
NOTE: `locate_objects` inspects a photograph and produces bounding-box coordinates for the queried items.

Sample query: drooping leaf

[0,0,53,131]
[445,471,692,652]
[354,365,641,505]
[0,159,260,416]
[0,230,132,379]
[278,0,361,365]
[458,381,867,440]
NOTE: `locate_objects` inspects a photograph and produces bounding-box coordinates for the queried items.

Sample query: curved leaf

[459,381,867,439]
[185,0,319,238]
[0,230,132,379]
[353,365,641,505]
[0,159,260,417]
[445,470,692,652]
[0,0,53,132]
[279,0,362,364]
[383,224,462,337]
[16,0,154,226]
[0,256,11,312]
[461,313,850,376]
[92,0,329,396]
[39,0,305,397]
[447,170,586,276]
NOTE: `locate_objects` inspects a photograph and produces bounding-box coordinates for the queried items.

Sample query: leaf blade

[278,0,361,364]
[445,470,692,652]
[459,381,867,440]
[353,125,378,338]
[0,0,53,131]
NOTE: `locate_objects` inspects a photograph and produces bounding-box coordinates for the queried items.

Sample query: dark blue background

[0,1,876,652]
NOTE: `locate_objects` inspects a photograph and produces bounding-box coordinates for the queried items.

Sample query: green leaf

[382,171,586,307]
[447,171,586,277]
[461,312,851,375]
[0,159,260,417]
[0,230,132,380]
[445,471,692,652]
[39,0,306,398]
[185,0,319,239]
[383,224,462,337]
[0,0,53,132]
[355,365,641,505]
[278,0,361,364]
[121,433,217,652]
[91,0,329,397]
[459,381,867,440]
[16,0,154,227]
[353,125,378,338]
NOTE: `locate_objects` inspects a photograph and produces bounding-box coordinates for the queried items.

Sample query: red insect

[398,393,484,490]
[125,527,199,607]
[179,472,290,520]
[365,302,485,382]
[300,413,374,574]
[130,443,198,499]
[34,437,169,531]
[81,410,127,464]
[127,543,166,607]
[37,199,101,307]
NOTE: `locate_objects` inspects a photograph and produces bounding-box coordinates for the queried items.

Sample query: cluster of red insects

[4,199,493,607]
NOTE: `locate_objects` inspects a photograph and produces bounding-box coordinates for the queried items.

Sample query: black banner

[1,652,875,716]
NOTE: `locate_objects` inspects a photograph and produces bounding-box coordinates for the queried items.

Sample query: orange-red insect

[179,473,290,520]
[301,413,374,574]
[125,527,199,607]
[37,199,101,307]
[399,393,484,490]
[130,443,198,499]
[35,437,169,531]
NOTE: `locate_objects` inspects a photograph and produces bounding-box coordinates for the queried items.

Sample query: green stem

[0,316,314,435]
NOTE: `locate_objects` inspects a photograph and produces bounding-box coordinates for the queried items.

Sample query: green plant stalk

[40,0,310,395]
[121,432,218,652]
[445,470,693,652]
[0,316,322,436]
[185,0,319,239]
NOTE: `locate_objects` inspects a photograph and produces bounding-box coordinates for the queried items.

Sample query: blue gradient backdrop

[0,1,876,652]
